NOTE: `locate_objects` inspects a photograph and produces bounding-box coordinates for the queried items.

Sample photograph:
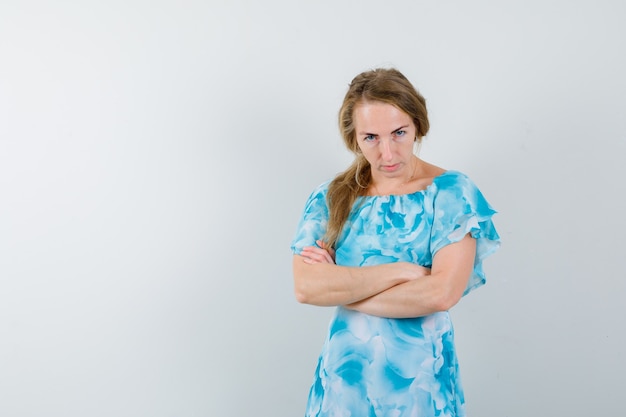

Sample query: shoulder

[433,170,474,188]
[301,179,332,209]
[430,170,484,201]
[431,170,497,214]
[308,179,332,198]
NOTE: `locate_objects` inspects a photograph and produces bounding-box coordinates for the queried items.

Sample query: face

[353,101,417,181]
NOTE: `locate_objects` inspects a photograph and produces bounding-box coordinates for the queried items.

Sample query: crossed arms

[292,234,476,318]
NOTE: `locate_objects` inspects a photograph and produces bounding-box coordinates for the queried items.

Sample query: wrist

[393,262,412,284]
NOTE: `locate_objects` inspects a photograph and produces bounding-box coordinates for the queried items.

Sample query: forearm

[345,273,462,318]
[346,235,476,318]
[293,255,419,306]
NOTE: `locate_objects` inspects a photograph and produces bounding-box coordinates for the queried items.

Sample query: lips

[381,164,400,172]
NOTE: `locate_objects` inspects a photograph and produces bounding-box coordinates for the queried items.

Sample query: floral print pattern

[292,171,500,417]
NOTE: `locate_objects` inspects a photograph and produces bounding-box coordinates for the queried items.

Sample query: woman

[291,68,500,417]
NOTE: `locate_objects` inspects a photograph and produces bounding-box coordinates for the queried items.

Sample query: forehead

[353,101,413,130]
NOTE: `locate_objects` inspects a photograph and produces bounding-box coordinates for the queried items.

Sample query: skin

[293,101,477,318]
[355,100,423,194]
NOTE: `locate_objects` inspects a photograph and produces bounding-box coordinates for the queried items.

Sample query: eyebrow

[391,125,409,134]
[358,125,410,136]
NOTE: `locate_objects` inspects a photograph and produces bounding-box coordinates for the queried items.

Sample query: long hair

[324,68,430,248]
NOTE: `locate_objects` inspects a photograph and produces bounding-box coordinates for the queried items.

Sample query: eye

[363,134,377,142]
[394,130,406,137]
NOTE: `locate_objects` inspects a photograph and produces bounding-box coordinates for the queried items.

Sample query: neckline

[361,170,452,198]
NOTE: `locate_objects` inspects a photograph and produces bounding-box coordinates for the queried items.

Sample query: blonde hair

[324,68,430,248]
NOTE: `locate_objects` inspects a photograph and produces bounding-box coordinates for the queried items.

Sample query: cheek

[359,147,379,164]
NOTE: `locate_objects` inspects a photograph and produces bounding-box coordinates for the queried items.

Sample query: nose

[380,138,394,161]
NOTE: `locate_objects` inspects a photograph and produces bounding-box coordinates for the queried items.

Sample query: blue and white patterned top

[291,170,500,417]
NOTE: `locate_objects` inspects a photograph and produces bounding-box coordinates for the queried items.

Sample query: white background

[1,1,625,416]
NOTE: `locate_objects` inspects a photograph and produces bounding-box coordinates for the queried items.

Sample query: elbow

[434,296,460,312]
[292,256,317,305]
[431,287,463,312]
[293,277,312,304]
[427,271,469,312]
[294,286,309,304]
[294,286,322,305]
[294,278,330,306]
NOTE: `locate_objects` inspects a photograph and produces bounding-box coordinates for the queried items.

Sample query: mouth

[381,163,400,172]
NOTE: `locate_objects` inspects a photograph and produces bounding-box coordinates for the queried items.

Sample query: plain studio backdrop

[1,1,625,416]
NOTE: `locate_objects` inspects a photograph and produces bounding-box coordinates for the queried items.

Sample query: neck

[370,157,421,195]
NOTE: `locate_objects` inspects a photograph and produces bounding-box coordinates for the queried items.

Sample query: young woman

[291,68,500,417]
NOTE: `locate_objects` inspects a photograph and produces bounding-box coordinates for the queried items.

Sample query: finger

[304,247,328,257]
[311,248,335,264]
[301,250,327,263]
[321,251,334,263]
[301,248,334,264]
[314,241,336,260]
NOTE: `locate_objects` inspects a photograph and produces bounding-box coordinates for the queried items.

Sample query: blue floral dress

[291,171,500,417]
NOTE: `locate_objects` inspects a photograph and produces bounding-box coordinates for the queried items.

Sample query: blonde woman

[291,68,500,417]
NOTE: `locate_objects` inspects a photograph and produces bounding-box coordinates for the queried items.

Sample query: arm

[293,241,430,307]
[346,234,476,318]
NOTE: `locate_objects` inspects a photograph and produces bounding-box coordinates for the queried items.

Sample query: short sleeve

[430,172,501,296]
[290,181,330,255]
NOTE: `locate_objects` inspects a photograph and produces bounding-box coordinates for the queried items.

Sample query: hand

[398,262,431,281]
[300,240,336,264]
